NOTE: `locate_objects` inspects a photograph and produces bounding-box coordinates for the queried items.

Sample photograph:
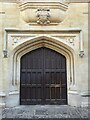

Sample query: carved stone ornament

[79,51,84,58]
[66,37,75,46]
[36,8,50,25]
[18,1,68,25]
[3,50,8,58]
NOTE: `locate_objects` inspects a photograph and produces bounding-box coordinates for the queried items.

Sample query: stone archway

[7,35,75,107]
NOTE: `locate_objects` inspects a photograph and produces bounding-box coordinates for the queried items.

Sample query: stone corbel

[3,50,8,58]
[3,30,8,58]
[79,51,84,58]
[79,31,84,58]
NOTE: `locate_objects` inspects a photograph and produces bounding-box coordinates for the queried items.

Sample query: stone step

[2,105,88,119]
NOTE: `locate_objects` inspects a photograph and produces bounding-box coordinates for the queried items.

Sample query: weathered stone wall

[0,1,89,107]
[0,1,20,107]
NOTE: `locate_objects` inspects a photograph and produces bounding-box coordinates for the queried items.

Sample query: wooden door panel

[20,47,67,105]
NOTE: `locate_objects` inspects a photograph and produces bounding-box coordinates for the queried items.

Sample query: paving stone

[2,105,89,119]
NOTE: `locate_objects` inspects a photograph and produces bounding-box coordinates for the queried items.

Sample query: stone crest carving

[66,37,75,46]
[18,2,68,25]
[36,8,50,25]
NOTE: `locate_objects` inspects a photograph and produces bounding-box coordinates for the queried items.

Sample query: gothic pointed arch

[10,35,75,88]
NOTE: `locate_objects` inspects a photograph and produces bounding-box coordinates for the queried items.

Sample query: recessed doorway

[20,47,67,105]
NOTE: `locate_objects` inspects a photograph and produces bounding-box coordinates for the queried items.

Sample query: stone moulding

[9,91,19,95]
[3,28,84,93]
[1,0,89,3]
[0,92,6,97]
[79,90,90,97]
[3,28,84,58]
[18,2,68,25]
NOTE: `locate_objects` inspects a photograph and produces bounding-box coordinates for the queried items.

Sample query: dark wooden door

[20,47,67,105]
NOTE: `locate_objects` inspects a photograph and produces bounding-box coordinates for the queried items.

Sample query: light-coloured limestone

[0,1,89,108]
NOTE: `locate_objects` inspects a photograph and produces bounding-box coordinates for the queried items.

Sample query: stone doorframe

[3,28,84,107]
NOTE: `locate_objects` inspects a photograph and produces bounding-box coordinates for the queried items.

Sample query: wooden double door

[20,47,67,105]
